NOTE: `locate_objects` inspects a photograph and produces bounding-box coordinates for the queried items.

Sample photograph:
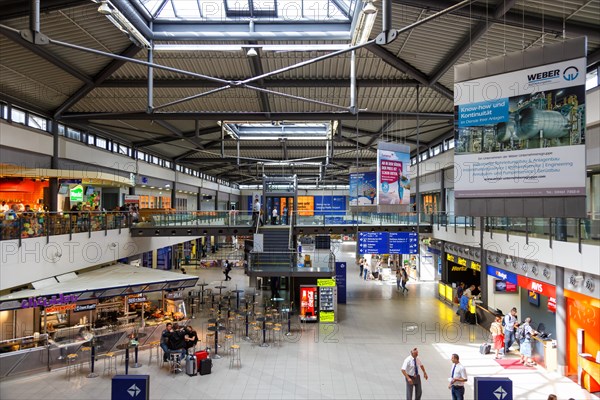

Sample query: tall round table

[232,289,245,310]
[207,325,226,359]
[255,316,273,347]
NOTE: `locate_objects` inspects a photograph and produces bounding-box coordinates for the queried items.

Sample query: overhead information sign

[389,232,418,254]
[358,232,388,255]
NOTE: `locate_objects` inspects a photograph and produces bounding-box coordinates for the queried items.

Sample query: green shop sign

[70,185,84,202]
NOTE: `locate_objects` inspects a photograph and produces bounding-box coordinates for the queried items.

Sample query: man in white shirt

[463,284,475,298]
[401,347,429,400]
[271,207,278,225]
[252,198,261,227]
[448,353,467,400]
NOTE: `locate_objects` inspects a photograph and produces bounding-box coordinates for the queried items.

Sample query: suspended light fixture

[247,47,258,57]
[363,0,377,15]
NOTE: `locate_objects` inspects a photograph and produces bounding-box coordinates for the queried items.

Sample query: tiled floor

[0,242,597,400]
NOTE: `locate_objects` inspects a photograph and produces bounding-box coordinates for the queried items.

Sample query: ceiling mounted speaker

[97,1,112,15]
[585,279,595,292]
[363,1,377,14]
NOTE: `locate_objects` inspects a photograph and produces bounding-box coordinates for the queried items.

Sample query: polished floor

[0,242,597,400]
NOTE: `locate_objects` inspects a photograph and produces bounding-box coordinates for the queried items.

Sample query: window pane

[66,127,81,141]
[88,135,95,145]
[96,137,107,149]
[11,109,26,124]
[448,140,455,149]
[137,151,145,160]
[28,114,47,131]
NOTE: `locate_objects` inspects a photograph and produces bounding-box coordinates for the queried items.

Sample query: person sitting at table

[184,325,198,352]
[167,323,187,361]
[160,322,174,362]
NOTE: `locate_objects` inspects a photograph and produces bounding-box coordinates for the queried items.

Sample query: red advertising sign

[300,286,316,318]
[548,296,557,313]
[517,275,556,298]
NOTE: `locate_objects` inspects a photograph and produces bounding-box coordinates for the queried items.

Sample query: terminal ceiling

[0,0,598,185]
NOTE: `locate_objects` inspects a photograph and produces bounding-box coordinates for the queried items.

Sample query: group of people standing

[400,347,467,400]
[489,307,540,367]
[251,199,290,227]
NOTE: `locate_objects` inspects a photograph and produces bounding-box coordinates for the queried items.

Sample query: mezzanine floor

[0,243,597,400]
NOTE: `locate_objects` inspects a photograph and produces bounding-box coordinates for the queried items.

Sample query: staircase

[251,226,293,271]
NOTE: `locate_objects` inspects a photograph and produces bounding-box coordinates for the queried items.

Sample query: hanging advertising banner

[70,184,84,202]
[349,167,377,208]
[376,142,411,208]
[454,55,586,199]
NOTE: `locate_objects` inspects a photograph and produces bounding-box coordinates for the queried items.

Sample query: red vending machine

[299,285,318,322]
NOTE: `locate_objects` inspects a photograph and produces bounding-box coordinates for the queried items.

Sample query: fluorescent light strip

[241,136,328,140]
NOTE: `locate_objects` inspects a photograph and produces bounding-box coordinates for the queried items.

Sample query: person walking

[282,206,288,225]
[503,307,518,353]
[401,347,428,400]
[448,353,467,400]
[401,267,409,293]
[223,260,232,281]
[519,317,539,367]
[396,267,402,291]
[271,207,278,225]
[359,258,364,278]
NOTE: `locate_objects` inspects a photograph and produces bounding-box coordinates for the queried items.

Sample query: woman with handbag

[490,315,505,359]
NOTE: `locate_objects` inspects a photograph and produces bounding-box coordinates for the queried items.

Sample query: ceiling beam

[588,48,600,69]
[61,111,454,121]
[133,126,220,147]
[53,44,141,118]
[0,26,92,85]
[247,47,272,116]
[100,78,421,89]
[392,0,599,41]
[155,120,183,137]
[366,44,453,100]
[429,0,516,85]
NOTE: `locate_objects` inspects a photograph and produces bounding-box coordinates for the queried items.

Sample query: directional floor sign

[112,375,149,400]
[474,377,512,400]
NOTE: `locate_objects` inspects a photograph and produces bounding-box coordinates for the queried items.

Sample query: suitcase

[199,358,212,375]
[195,351,209,370]
[479,343,491,355]
[186,354,197,376]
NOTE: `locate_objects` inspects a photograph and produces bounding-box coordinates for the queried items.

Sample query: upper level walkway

[1,210,598,247]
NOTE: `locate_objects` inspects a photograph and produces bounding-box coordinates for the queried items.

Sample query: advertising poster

[349,169,377,206]
[454,57,586,198]
[299,286,317,321]
[376,142,411,205]
[296,196,314,216]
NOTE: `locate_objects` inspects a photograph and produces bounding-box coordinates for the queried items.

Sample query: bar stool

[272,327,282,347]
[251,326,262,346]
[223,334,234,353]
[147,341,161,366]
[79,346,91,371]
[66,353,79,380]
[229,345,241,369]
[169,353,183,374]
[205,332,215,350]
[227,316,236,333]
[102,352,117,376]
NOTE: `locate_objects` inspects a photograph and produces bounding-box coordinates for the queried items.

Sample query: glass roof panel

[224,122,332,140]
[139,0,353,22]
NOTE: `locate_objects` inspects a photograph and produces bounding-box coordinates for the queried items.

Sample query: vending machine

[299,285,318,322]
[318,279,337,323]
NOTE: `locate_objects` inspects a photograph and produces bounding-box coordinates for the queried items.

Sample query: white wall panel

[0,230,202,291]
[0,122,53,156]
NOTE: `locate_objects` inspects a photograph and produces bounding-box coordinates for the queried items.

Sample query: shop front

[563,267,600,392]
[0,264,198,378]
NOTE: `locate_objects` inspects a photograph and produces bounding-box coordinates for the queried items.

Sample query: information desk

[531,335,557,372]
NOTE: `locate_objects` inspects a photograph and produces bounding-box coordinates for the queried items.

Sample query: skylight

[138,0,355,22]
[223,121,333,140]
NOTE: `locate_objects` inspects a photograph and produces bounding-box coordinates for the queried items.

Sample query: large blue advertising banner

[349,170,377,206]
[335,262,347,304]
[486,265,517,284]
[315,196,347,215]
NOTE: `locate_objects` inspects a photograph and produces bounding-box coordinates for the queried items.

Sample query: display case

[317,279,337,323]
